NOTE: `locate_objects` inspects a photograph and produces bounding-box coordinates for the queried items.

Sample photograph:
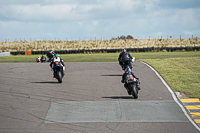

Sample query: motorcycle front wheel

[56,71,62,83]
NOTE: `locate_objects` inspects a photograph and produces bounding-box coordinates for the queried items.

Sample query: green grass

[0,51,200,99]
[0,51,200,63]
[141,57,200,99]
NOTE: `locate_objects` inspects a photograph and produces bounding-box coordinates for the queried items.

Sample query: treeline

[111,35,134,40]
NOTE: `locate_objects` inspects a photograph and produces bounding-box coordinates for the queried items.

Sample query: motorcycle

[121,58,132,71]
[125,75,139,99]
[41,55,46,63]
[53,62,65,83]
[36,58,41,63]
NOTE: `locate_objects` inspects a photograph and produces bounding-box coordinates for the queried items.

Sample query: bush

[187,47,193,51]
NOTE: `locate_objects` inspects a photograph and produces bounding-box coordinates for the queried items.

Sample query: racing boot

[62,66,65,77]
[124,84,131,95]
[129,62,133,70]
[136,79,140,90]
[53,71,56,78]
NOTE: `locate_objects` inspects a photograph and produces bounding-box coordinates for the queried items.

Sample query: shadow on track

[31,81,59,84]
[102,96,134,99]
[101,74,122,76]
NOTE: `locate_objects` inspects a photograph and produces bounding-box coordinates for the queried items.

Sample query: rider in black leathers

[41,55,46,62]
[47,50,55,62]
[121,68,140,94]
[118,49,133,70]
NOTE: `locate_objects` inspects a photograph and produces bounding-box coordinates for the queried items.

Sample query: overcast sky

[0,0,200,42]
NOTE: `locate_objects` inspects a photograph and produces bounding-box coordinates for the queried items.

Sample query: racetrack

[0,62,199,133]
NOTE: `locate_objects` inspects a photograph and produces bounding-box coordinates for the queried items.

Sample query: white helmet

[122,49,126,53]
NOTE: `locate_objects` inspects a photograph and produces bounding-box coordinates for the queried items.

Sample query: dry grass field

[0,38,200,52]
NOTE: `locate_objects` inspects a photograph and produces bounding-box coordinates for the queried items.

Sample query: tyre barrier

[10,51,25,55]
[10,47,200,55]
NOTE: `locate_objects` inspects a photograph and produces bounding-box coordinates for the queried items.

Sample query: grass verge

[141,57,200,99]
[0,51,200,63]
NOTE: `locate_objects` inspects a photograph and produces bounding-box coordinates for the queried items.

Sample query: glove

[121,80,124,83]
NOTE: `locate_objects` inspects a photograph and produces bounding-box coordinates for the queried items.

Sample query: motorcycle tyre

[56,71,62,83]
[131,86,138,99]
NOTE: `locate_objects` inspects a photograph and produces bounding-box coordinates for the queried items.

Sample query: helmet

[125,68,130,72]
[47,50,55,58]
[55,54,60,57]
[55,54,60,59]
[49,50,55,55]
[122,49,126,53]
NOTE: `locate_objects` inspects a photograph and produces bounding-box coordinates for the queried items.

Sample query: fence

[2,34,200,42]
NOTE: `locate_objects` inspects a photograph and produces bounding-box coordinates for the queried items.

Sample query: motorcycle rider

[47,50,55,62]
[41,55,46,62]
[50,54,65,78]
[121,68,140,95]
[36,56,41,62]
[118,49,133,70]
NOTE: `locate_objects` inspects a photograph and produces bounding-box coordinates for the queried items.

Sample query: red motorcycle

[36,56,41,63]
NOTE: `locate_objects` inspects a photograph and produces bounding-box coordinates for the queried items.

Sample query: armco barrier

[0,52,10,57]
[9,47,200,55]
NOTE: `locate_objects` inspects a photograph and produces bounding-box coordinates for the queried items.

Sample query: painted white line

[141,61,200,131]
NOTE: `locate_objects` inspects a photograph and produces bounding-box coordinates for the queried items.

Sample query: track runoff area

[0,62,199,133]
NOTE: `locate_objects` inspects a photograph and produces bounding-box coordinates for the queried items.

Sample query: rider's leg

[136,80,140,90]
[124,83,131,95]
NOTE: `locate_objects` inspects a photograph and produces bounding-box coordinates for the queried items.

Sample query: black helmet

[47,50,55,59]
[49,50,55,55]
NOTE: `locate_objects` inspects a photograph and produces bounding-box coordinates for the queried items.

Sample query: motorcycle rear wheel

[131,86,138,99]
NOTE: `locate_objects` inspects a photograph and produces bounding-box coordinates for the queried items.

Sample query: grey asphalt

[0,62,199,133]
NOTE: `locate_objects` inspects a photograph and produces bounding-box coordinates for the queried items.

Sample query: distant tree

[111,37,117,40]
[111,35,134,40]
[126,35,134,39]
[119,35,126,40]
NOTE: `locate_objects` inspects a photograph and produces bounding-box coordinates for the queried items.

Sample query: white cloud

[184,31,193,36]
[77,21,84,26]
[0,0,200,41]
[0,0,161,22]
[0,4,100,21]
[167,8,199,31]
[103,0,135,10]
[92,21,98,25]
